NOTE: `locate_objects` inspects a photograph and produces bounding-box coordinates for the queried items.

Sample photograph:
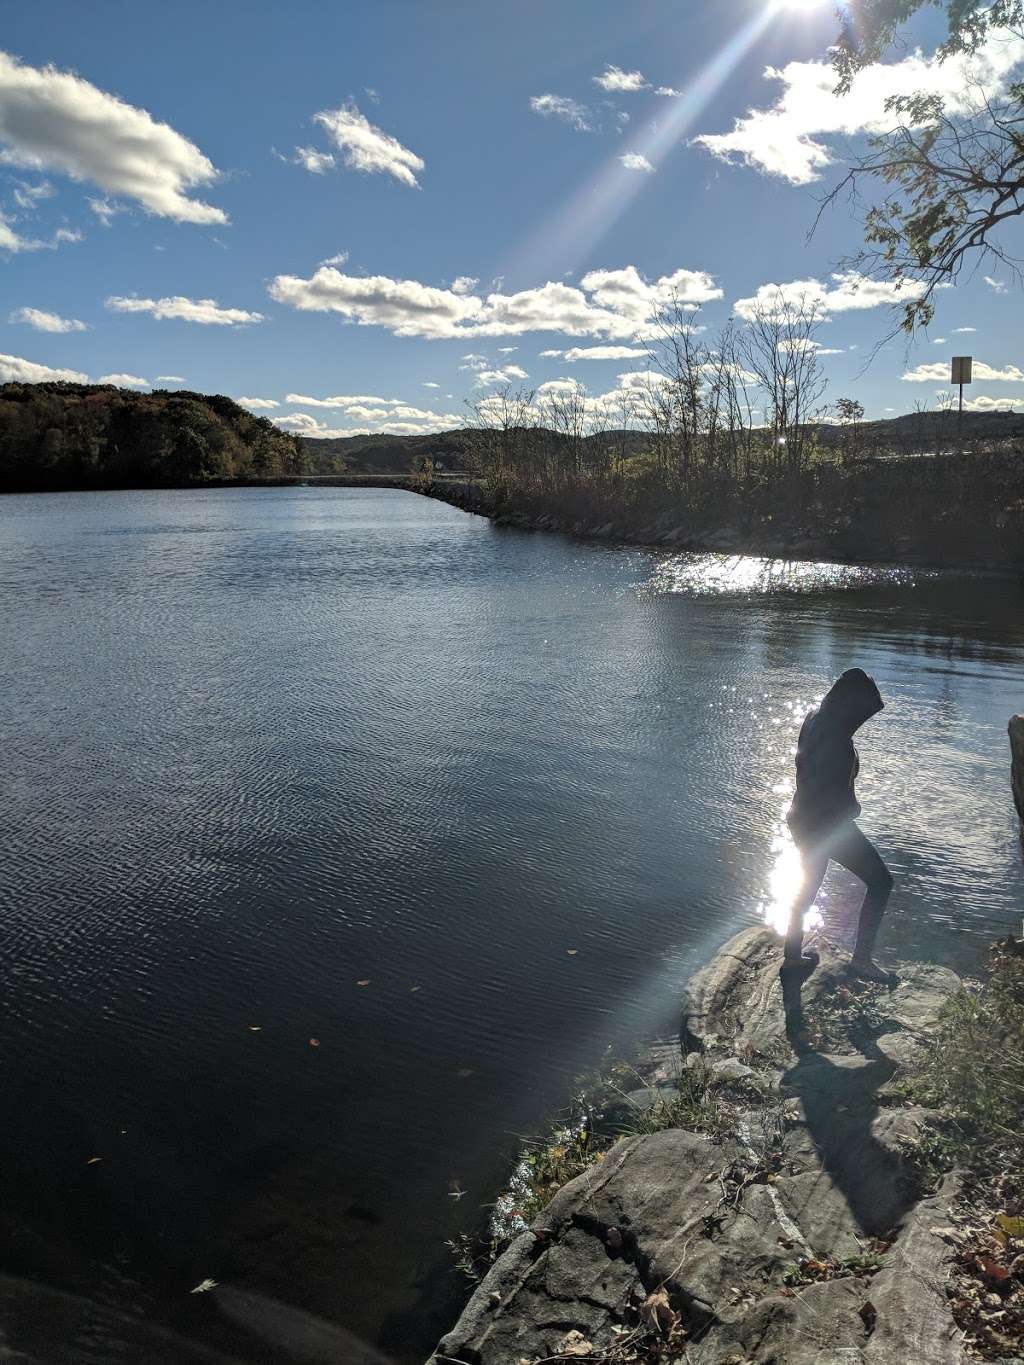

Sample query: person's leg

[784,844,828,965]
[828,822,894,980]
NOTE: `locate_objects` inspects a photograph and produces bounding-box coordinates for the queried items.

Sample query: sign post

[951,356,972,440]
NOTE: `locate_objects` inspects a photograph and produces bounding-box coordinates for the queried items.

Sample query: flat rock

[431,928,966,1364]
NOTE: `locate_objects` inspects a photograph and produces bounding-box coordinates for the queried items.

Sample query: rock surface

[430,926,965,1364]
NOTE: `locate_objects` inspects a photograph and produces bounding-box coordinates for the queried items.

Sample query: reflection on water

[649,552,922,596]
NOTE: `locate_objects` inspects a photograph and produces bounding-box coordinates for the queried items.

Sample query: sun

[774,0,825,10]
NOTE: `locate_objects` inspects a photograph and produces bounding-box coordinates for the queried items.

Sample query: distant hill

[302,409,1024,473]
[0,383,307,492]
[301,427,475,474]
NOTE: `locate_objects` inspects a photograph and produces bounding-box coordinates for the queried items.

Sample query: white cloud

[319,250,349,267]
[451,276,478,295]
[529,94,593,132]
[777,337,844,355]
[9,305,87,333]
[285,392,394,408]
[12,178,53,208]
[733,271,928,321]
[459,354,488,370]
[475,363,529,387]
[105,295,264,325]
[422,381,440,388]
[593,65,649,93]
[983,275,1009,294]
[539,349,563,358]
[272,411,351,436]
[294,146,335,174]
[932,337,947,344]
[236,395,280,409]
[98,372,148,387]
[560,344,649,362]
[497,345,518,354]
[615,369,674,393]
[0,212,84,252]
[904,359,1024,382]
[268,260,723,340]
[693,30,1024,185]
[581,264,721,320]
[957,392,1024,411]
[655,86,681,98]
[89,197,123,225]
[0,49,226,223]
[313,104,424,187]
[0,350,88,383]
[537,377,585,396]
[952,326,977,333]
[619,152,654,173]
[156,374,184,382]
[274,402,463,438]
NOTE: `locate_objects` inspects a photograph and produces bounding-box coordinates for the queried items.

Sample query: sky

[2,0,1023,437]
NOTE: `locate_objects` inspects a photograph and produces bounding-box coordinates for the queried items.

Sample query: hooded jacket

[786,668,884,842]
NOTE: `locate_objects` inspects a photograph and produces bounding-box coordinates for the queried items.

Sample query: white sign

[951,356,973,385]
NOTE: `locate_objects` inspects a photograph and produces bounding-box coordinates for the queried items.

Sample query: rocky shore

[429,925,1001,1365]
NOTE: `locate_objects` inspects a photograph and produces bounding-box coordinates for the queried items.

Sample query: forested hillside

[0,384,308,491]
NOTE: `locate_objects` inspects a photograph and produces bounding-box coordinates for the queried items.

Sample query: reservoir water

[2,486,1022,1361]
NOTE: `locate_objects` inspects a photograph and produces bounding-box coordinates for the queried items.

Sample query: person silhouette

[783,668,895,986]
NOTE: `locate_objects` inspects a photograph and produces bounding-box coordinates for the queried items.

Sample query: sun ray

[505,6,777,283]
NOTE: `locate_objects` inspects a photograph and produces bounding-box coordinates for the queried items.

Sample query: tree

[834,397,866,464]
[825,0,1024,330]
[737,296,828,475]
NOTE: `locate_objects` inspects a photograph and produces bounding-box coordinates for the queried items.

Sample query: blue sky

[2,0,1022,434]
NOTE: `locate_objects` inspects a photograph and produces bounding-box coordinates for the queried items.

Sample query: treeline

[458,298,1024,567]
[0,384,308,492]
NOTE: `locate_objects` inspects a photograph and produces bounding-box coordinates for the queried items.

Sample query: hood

[820,668,884,732]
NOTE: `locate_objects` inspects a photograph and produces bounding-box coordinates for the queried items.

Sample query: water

[1,487,1022,1361]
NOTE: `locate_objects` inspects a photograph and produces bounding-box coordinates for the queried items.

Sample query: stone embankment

[430,926,967,1365]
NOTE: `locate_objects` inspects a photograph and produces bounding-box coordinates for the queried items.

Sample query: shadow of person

[779,1026,917,1237]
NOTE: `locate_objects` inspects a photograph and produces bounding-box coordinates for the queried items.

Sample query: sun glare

[760,833,824,939]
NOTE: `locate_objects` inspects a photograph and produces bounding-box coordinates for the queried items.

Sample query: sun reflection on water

[759,829,825,939]
[648,553,921,597]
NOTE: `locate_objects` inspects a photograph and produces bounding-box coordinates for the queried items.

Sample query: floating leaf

[410,986,421,993]
[85,1156,103,1165]
[248,1025,261,1032]
[566,949,578,956]
[190,1279,217,1294]
[456,1067,475,1078]
[356,980,371,987]
[309,1038,320,1048]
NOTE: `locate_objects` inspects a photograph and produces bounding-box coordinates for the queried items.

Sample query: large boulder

[430,928,966,1365]
[1010,714,1024,831]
